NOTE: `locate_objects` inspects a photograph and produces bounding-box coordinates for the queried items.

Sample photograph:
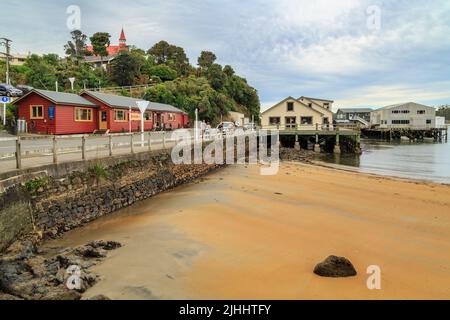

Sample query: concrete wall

[0,188,33,252]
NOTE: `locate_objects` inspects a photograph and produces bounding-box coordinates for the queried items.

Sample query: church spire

[119,28,126,42]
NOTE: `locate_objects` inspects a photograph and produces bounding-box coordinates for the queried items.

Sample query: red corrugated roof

[86,45,121,56]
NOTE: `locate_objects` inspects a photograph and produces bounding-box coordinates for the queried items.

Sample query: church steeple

[119,28,126,43]
[118,28,127,52]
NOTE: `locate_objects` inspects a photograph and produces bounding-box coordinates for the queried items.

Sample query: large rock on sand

[314,255,357,277]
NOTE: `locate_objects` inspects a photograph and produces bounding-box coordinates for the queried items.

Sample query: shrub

[89,163,110,180]
[24,176,49,193]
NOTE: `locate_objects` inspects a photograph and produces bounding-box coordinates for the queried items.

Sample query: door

[154,113,160,128]
[99,110,108,130]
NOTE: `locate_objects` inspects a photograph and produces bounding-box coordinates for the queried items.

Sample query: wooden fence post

[148,132,152,151]
[16,137,22,169]
[81,136,86,160]
[163,131,166,149]
[52,136,58,164]
[130,133,135,154]
[109,135,113,156]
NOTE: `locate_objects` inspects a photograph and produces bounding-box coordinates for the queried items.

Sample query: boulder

[314,255,357,278]
[75,246,106,258]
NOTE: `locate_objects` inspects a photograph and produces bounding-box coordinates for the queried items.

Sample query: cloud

[1,0,450,108]
[335,81,450,109]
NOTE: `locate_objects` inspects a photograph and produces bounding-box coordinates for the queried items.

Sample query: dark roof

[337,108,373,113]
[12,89,97,107]
[81,91,185,113]
[299,96,334,103]
[84,55,117,63]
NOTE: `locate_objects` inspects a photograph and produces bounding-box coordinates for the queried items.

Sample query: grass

[89,163,110,180]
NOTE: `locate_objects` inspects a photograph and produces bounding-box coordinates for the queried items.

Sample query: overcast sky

[1,0,449,110]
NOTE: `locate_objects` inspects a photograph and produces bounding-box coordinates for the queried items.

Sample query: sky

[1,0,449,111]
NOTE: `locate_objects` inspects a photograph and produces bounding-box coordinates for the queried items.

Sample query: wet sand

[44,163,450,300]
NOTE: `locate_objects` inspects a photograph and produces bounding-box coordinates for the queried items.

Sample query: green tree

[223,65,235,77]
[197,51,217,69]
[64,30,89,62]
[144,65,177,82]
[148,41,190,76]
[110,52,143,86]
[23,54,58,89]
[207,64,226,91]
[89,32,111,63]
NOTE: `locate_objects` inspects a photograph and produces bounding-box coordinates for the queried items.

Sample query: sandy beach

[44,163,450,300]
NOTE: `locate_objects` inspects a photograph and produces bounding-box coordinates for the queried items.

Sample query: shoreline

[308,160,450,187]
[1,154,449,300]
[42,162,450,300]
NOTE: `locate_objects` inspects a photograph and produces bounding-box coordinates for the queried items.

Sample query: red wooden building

[13,89,189,135]
[80,91,189,133]
[14,89,98,135]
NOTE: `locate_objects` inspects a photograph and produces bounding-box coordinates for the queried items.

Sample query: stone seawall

[0,149,222,252]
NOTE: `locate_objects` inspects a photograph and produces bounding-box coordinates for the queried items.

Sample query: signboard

[1,96,9,126]
[130,113,142,121]
[48,106,55,120]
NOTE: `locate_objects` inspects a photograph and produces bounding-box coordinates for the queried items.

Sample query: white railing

[261,124,335,131]
[0,129,257,172]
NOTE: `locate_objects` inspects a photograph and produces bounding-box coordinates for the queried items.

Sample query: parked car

[15,85,34,95]
[0,84,23,97]
[217,121,235,135]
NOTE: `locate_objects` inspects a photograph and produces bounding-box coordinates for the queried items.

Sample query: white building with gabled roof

[260,96,333,130]
[370,102,437,129]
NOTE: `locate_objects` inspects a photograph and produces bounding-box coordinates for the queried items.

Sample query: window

[75,108,93,122]
[392,120,410,124]
[324,103,330,109]
[269,117,281,125]
[144,111,152,121]
[168,113,176,121]
[114,110,127,122]
[417,110,426,114]
[285,117,296,129]
[300,117,313,125]
[426,119,432,124]
[287,102,294,112]
[308,103,313,108]
[392,110,410,114]
[30,105,44,119]
[323,117,329,124]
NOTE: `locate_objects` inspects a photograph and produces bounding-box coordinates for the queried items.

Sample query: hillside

[0,32,260,125]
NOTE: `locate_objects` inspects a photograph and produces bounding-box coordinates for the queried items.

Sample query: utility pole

[0,38,12,85]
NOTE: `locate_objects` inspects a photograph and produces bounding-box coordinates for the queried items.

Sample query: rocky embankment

[279,147,315,162]
[0,151,223,300]
[0,238,121,300]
